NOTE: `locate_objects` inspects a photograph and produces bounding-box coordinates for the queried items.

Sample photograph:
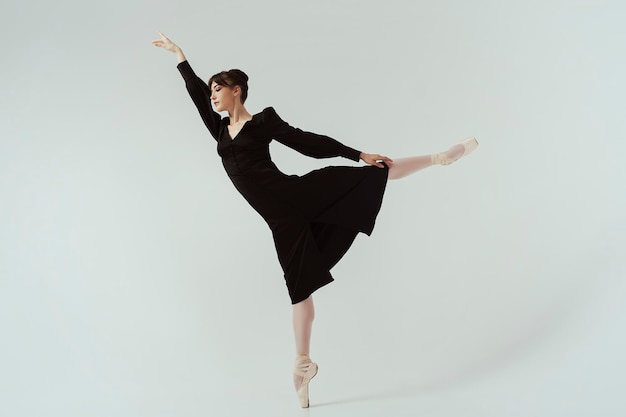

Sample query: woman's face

[210,82,239,112]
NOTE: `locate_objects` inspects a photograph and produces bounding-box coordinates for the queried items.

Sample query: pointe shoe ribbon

[432,136,479,165]
[294,355,318,408]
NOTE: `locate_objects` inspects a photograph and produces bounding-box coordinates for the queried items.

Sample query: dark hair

[208,69,249,104]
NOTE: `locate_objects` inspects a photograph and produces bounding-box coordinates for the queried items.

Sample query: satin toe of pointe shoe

[294,355,318,408]
[432,136,479,165]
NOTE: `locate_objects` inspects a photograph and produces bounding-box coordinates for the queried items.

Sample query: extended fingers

[152,31,170,46]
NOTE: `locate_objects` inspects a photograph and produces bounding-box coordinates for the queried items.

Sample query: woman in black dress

[152,32,478,408]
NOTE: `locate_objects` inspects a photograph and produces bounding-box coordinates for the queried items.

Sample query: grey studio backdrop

[1,0,624,416]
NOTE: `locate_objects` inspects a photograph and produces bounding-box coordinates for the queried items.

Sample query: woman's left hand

[360,152,393,168]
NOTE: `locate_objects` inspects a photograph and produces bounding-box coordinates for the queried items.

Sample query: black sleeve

[265,107,362,162]
[177,60,222,140]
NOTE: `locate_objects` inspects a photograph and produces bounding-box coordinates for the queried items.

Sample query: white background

[1,0,625,416]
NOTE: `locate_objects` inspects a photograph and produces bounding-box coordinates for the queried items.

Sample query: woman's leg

[387,154,434,180]
[293,295,314,356]
[387,138,476,180]
[292,295,318,407]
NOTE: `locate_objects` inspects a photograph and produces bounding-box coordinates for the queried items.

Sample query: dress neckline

[225,112,260,141]
[227,120,250,141]
[224,108,274,141]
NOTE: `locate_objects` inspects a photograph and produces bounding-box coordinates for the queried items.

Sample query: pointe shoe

[294,354,318,408]
[431,136,479,165]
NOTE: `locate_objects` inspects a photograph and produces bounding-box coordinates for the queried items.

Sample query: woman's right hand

[151,32,180,53]
[152,32,186,63]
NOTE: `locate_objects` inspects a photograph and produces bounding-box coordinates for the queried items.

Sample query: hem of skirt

[290,275,335,305]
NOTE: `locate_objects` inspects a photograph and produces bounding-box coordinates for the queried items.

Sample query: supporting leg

[292,295,314,356]
[292,295,318,407]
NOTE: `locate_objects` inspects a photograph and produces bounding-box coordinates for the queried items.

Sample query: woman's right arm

[152,32,221,140]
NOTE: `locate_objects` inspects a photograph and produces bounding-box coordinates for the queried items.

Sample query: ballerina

[152,31,478,408]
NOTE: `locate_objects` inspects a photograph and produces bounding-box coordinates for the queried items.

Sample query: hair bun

[230,69,249,82]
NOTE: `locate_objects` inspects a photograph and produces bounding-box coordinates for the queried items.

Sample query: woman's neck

[228,104,252,124]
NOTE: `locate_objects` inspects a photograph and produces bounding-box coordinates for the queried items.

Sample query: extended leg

[292,295,318,407]
[387,137,479,180]
[387,154,434,179]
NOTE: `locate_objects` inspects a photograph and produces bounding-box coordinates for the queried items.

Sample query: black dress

[178,60,389,304]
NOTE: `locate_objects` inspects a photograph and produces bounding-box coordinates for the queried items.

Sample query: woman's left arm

[267,108,391,167]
